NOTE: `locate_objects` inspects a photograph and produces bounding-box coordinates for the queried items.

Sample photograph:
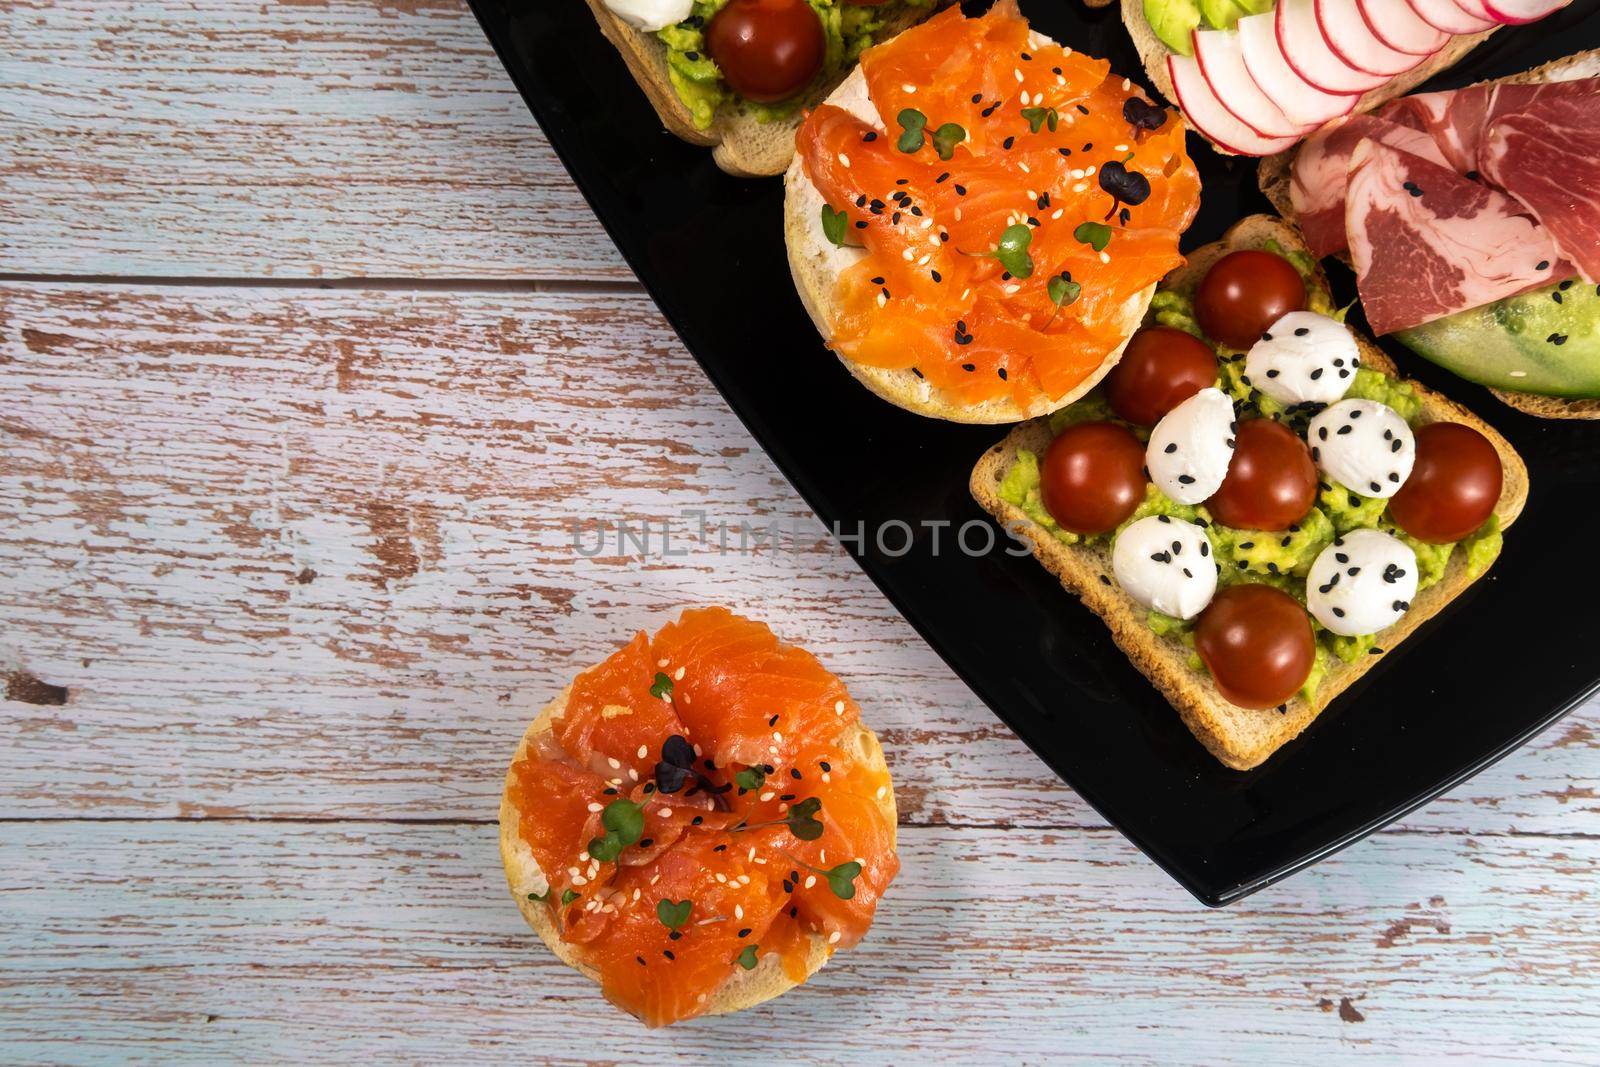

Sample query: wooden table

[4,2,1599,1061]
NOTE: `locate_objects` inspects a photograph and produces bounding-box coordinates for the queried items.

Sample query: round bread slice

[782,58,1154,424]
[498,677,898,1023]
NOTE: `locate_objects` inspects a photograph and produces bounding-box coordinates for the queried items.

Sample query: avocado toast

[970,215,1528,770]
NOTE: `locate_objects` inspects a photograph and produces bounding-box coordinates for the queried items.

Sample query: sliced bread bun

[1120,0,1496,158]
[499,671,898,1022]
[970,214,1529,770]
[584,0,935,177]
[782,58,1155,423]
[1259,49,1600,420]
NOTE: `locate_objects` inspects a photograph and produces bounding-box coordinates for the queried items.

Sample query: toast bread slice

[499,653,897,1022]
[1120,0,1496,158]
[583,0,934,177]
[969,215,1529,770]
[1259,50,1600,420]
[782,61,1159,423]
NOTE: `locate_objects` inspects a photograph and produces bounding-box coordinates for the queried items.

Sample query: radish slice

[1168,53,1305,155]
[1481,0,1570,22]
[1240,11,1361,126]
[1316,0,1427,75]
[1453,0,1499,18]
[1278,0,1391,93]
[1407,0,1497,32]
[1357,0,1450,53]
[1193,28,1309,138]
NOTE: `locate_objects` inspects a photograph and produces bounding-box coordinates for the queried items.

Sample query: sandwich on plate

[971,215,1527,769]
[499,607,898,1026]
[1260,51,1600,418]
[585,0,943,176]
[783,0,1202,422]
[1119,0,1577,155]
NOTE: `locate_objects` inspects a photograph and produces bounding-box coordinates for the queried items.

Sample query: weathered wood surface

[4,282,1598,835]
[5,0,1600,1060]
[6,821,1600,1063]
[0,0,630,280]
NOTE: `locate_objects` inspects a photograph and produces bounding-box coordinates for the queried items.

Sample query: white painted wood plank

[3,281,1596,836]
[4,820,1600,1063]
[0,0,630,279]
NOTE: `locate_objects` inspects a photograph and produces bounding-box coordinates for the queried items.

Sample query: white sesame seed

[838,152,850,168]
[572,874,588,886]
[902,83,917,93]
[568,866,580,877]
[1122,77,1131,90]
[1056,75,1065,86]
[921,217,934,229]
[1100,251,1111,264]
[1071,168,1085,179]
[760,791,775,802]
[682,692,691,705]
[876,292,887,308]
[715,873,727,883]
[650,874,660,885]
[954,207,962,220]
[633,888,641,901]
[1018,161,1031,173]
[697,993,707,1004]
[1073,182,1088,193]
[737,874,750,885]
[902,248,914,261]
[736,904,744,919]
[805,875,817,889]
[627,768,638,781]
[636,745,647,759]
[768,744,780,755]
[674,666,685,680]
[834,700,845,715]
[579,851,590,862]
[772,731,782,742]
[659,808,672,818]
[1027,189,1038,200]
[1004,284,1020,295]
[586,802,602,813]
[960,287,971,300]
[656,658,668,668]
[822,773,832,783]
[747,847,756,861]
[1510,369,1528,377]
[693,744,702,757]
[829,930,842,945]
[877,785,887,799]
[917,254,931,266]
[1051,208,1064,220]
[1085,165,1097,177]
[1115,143,1129,152]
[1014,67,1024,82]
[607,757,620,769]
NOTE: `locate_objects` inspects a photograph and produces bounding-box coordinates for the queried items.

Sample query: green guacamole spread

[998,245,1505,701]
[657,0,928,130]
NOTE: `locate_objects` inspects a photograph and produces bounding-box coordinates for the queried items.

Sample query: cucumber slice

[1396,279,1600,399]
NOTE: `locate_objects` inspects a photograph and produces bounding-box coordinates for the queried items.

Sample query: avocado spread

[658,0,927,130]
[1143,0,1273,56]
[998,246,1504,701]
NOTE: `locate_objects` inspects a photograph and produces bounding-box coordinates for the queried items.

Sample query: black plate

[472,0,1600,904]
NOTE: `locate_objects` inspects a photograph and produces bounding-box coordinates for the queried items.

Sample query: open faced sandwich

[499,607,898,1026]
[586,0,942,176]
[971,215,1528,769]
[1121,0,1578,156]
[1260,50,1600,418]
[783,0,1202,422]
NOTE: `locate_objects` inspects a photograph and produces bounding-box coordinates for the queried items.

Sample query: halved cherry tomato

[1205,418,1316,532]
[704,0,825,104]
[1388,422,1502,544]
[1194,583,1315,710]
[1040,421,1147,535]
[1194,250,1307,350]
[1104,327,1219,426]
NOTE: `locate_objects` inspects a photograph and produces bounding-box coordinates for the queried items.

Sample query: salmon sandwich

[784,0,1202,422]
[499,607,899,1026]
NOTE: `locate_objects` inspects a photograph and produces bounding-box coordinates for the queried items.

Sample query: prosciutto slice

[1479,82,1600,282]
[1290,113,1448,259]
[1344,139,1572,335]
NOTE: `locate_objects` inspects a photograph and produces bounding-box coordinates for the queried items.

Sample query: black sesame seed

[998,367,1008,381]
[1266,369,1280,378]
[1164,442,1178,453]
[1537,259,1550,271]
[1177,474,1196,484]
[738,928,752,938]
[1099,573,1112,585]
[863,131,877,142]
[971,92,982,103]
[936,171,950,183]
[1332,606,1345,617]
[954,184,967,195]
[1003,136,1015,150]
[1310,367,1324,380]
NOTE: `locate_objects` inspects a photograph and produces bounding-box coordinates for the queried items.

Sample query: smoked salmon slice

[504,608,899,1026]
[795,0,1199,409]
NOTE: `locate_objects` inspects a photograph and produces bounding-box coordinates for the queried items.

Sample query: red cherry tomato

[1195,584,1316,709]
[1193,250,1307,350]
[1040,421,1148,535]
[704,0,826,104]
[1104,327,1220,426]
[1205,418,1317,532]
[1388,422,1503,544]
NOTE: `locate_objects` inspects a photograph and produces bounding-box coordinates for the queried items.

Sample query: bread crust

[583,0,933,177]
[498,658,897,1023]
[782,59,1159,423]
[969,215,1529,770]
[1120,0,1496,159]
[1259,49,1600,420]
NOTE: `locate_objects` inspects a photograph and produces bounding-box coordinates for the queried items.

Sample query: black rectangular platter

[471,0,1600,904]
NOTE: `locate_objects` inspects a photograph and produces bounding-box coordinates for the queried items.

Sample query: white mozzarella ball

[1305,529,1419,637]
[1111,515,1218,621]
[1146,387,1236,506]
[603,0,694,31]
[1308,399,1415,499]
[1244,311,1360,407]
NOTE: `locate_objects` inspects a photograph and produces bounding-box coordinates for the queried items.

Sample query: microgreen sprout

[734,945,759,970]
[959,223,1034,280]
[930,122,966,161]
[731,796,824,841]
[656,898,692,930]
[1074,221,1113,252]
[821,204,854,248]
[560,889,579,906]
[896,108,927,153]
[649,672,673,700]
[1043,271,1082,328]
[587,796,646,862]
[1020,105,1059,134]
[734,766,767,793]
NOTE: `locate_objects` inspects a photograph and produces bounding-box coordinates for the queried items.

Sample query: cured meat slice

[1479,82,1600,281]
[1290,113,1448,258]
[1345,138,1571,334]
